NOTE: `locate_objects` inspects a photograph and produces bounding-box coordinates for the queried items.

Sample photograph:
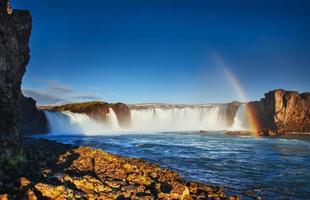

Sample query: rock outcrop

[19,95,49,134]
[112,103,131,127]
[0,0,31,138]
[247,89,310,135]
[224,101,241,127]
[51,101,111,121]
[0,138,236,199]
[51,101,131,127]
[0,0,32,169]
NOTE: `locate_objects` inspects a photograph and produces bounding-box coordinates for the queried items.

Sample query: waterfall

[230,104,250,131]
[44,104,249,134]
[44,110,121,135]
[107,108,120,129]
[130,105,231,131]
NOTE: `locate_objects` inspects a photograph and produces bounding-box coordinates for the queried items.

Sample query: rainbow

[244,104,261,137]
[212,53,261,137]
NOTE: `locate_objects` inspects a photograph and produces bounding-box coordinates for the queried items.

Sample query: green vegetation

[4,151,26,170]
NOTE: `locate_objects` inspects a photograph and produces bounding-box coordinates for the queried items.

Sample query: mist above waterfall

[44,104,249,134]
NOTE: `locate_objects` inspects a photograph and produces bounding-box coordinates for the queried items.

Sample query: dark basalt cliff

[0,0,32,167]
[247,89,310,135]
[19,95,49,134]
[51,101,131,127]
[0,1,31,138]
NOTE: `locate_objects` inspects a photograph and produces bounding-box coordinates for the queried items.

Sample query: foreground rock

[51,101,131,127]
[0,138,237,200]
[247,89,310,135]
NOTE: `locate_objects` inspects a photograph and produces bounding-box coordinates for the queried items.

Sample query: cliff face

[19,95,49,134]
[51,101,131,128]
[112,103,131,127]
[248,89,310,134]
[224,101,241,127]
[0,0,32,166]
[0,1,31,138]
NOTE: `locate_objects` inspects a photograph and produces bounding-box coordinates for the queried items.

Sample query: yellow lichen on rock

[26,189,37,200]
[1,139,234,199]
[0,194,9,200]
[34,183,74,199]
[18,177,31,188]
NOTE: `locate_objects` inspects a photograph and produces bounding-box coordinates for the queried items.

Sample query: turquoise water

[34,132,310,199]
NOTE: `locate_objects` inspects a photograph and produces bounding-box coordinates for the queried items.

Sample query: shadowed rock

[19,95,49,134]
[0,0,32,176]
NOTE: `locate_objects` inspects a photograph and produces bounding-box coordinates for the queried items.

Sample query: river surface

[33,132,310,199]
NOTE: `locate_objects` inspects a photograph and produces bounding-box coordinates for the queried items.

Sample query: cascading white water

[230,104,250,131]
[44,109,121,135]
[107,108,120,129]
[44,104,250,134]
[130,105,231,131]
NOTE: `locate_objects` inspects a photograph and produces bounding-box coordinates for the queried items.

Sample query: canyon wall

[248,89,310,135]
[0,0,32,167]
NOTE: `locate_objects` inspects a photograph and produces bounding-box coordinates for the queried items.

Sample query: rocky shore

[0,138,237,200]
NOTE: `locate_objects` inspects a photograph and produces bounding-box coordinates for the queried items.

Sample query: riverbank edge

[0,137,241,200]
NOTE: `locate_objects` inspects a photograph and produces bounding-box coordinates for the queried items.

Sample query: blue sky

[12,0,310,105]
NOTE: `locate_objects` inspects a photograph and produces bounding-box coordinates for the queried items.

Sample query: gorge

[36,89,310,136]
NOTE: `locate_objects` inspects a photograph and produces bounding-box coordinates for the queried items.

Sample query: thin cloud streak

[22,88,64,105]
[73,95,100,100]
[22,79,105,105]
